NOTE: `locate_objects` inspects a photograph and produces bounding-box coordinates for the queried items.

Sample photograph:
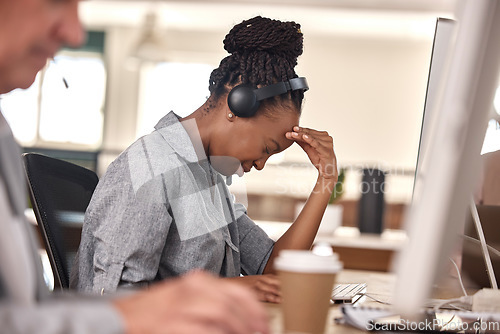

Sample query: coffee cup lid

[274,249,343,273]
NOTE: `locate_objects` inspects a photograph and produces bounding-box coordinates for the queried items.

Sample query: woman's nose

[253,157,269,171]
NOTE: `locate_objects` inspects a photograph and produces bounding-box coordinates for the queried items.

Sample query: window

[136,61,289,163]
[0,31,106,150]
[482,119,500,155]
[1,77,40,144]
[38,53,106,146]
[136,62,213,137]
[482,86,500,154]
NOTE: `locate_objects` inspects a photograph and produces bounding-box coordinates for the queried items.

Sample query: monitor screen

[392,1,500,317]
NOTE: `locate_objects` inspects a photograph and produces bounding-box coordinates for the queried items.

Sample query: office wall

[295,35,431,169]
[87,15,435,203]
[278,33,433,203]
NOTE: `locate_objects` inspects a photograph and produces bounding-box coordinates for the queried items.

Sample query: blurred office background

[2,0,499,231]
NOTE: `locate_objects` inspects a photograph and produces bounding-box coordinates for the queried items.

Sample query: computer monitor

[412,18,455,197]
[392,0,500,317]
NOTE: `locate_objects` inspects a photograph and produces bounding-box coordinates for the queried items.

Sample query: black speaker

[358,168,386,234]
[227,77,308,118]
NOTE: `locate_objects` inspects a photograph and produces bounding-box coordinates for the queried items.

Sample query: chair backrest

[22,153,99,289]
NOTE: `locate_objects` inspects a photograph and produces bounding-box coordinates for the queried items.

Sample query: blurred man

[0,0,269,333]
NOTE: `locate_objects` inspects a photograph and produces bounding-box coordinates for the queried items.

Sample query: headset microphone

[227,77,308,118]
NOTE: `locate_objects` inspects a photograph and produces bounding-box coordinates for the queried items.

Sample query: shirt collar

[154,111,207,163]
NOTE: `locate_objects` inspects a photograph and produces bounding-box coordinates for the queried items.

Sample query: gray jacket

[0,113,123,334]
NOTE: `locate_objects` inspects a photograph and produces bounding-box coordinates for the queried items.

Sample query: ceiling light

[129,11,169,64]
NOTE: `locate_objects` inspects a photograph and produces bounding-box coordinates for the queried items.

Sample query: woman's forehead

[257,112,298,144]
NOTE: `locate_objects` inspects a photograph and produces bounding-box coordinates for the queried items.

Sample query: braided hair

[209,16,305,115]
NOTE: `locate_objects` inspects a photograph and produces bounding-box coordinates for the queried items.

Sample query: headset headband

[254,77,309,100]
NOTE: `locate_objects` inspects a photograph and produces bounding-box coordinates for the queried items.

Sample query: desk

[265,268,473,334]
[266,269,396,333]
[317,228,406,272]
[255,221,407,271]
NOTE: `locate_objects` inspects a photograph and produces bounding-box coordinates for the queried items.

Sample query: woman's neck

[180,98,221,160]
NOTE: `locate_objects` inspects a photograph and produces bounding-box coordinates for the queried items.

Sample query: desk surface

[255,221,407,251]
[266,269,396,333]
[265,268,469,333]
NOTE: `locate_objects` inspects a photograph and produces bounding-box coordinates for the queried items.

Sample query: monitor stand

[469,197,498,290]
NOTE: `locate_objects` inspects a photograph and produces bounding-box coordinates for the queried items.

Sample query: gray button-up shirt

[71,112,274,293]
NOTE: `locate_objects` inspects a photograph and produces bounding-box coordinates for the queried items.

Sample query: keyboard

[331,283,367,304]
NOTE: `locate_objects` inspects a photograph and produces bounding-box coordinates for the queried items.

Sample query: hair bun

[223,16,303,65]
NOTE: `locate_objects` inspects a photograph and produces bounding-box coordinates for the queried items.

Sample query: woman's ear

[227,112,235,122]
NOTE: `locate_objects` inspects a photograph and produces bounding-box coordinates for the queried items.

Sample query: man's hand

[113,271,270,334]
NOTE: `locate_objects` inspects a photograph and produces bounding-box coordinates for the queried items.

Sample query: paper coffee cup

[274,249,343,334]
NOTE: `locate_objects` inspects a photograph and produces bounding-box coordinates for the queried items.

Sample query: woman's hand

[223,274,281,303]
[286,126,338,182]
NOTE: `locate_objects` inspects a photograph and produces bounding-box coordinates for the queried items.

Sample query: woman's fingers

[293,126,331,139]
[286,125,337,180]
[227,274,282,304]
[286,130,332,149]
[254,275,281,295]
[286,128,333,157]
[302,133,333,156]
[257,290,282,303]
[254,276,281,303]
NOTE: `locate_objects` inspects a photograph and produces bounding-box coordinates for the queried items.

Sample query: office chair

[22,153,99,289]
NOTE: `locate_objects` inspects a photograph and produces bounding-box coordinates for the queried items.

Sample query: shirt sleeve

[236,210,275,275]
[0,298,124,334]
[77,149,173,293]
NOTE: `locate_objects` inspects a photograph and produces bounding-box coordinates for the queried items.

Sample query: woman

[71,16,337,303]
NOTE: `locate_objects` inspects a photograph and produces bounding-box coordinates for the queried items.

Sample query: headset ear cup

[227,85,260,118]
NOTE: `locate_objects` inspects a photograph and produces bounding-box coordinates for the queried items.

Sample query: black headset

[227,77,309,118]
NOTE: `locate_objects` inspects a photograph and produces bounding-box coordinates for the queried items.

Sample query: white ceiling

[81,0,458,39]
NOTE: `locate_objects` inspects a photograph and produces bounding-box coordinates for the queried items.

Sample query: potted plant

[317,168,345,235]
[294,169,346,236]
[330,168,345,205]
